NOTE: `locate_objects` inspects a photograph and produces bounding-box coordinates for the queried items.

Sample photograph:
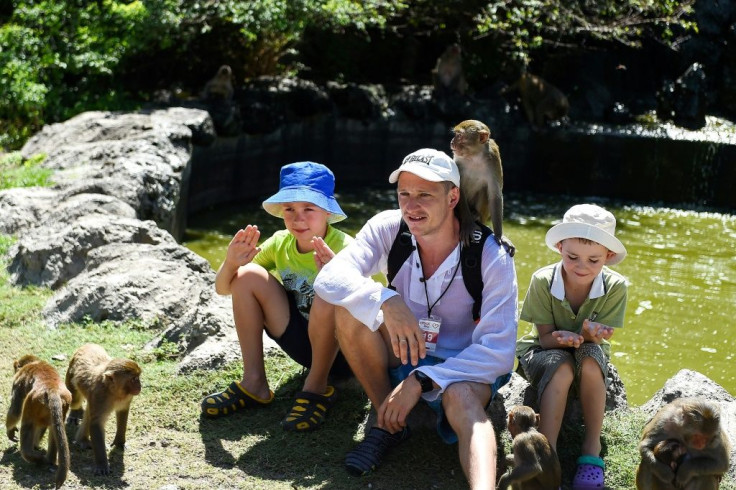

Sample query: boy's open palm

[582,319,614,343]
[311,236,335,270]
[226,225,261,266]
[551,330,584,348]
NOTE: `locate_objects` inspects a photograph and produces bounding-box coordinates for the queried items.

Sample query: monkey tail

[48,394,69,489]
[456,192,476,247]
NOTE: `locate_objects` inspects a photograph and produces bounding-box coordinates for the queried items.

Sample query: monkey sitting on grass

[497,405,561,490]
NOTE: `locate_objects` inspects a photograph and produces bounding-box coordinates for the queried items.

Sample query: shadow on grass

[1,437,130,489]
[196,369,472,489]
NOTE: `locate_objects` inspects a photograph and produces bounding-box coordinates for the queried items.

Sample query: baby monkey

[497,405,560,490]
[65,343,142,476]
[6,355,71,489]
[451,119,515,256]
[654,439,687,472]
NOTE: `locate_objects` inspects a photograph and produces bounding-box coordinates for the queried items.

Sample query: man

[314,148,518,488]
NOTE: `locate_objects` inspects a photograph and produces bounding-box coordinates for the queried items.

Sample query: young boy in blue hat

[201,161,353,432]
[516,204,628,489]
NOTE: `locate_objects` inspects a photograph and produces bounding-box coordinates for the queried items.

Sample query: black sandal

[200,381,274,418]
[344,426,411,476]
[281,386,337,432]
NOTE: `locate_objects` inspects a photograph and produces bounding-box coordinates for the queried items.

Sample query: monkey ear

[479,132,490,144]
[535,413,540,427]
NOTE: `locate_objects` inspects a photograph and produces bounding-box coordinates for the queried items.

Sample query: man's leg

[442,381,494,489]
[334,306,394,409]
[336,306,410,476]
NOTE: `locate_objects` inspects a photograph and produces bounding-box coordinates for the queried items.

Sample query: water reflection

[184,190,736,405]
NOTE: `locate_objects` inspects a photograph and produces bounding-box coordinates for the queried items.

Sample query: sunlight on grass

[0,151,51,190]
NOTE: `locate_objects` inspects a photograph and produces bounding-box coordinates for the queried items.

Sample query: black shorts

[265,292,352,379]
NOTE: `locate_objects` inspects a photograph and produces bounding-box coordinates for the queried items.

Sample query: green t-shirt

[253,224,353,320]
[516,262,628,358]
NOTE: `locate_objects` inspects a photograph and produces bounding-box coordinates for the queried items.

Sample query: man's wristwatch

[414,370,434,393]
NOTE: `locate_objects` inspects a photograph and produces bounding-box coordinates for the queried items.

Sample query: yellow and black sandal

[281,386,337,432]
[200,381,274,418]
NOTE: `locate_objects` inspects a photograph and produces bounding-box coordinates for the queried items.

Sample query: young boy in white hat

[201,161,353,432]
[516,203,628,489]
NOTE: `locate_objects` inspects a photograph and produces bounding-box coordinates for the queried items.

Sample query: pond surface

[184,190,736,406]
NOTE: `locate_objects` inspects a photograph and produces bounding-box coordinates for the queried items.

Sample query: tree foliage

[475,0,696,65]
[0,0,696,150]
[0,0,404,149]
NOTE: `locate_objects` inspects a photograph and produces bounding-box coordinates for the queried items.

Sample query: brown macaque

[450,119,515,256]
[432,44,468,97]
[636,397,731,490]
[201,64,234,101]
[497,405,561,490]
[6,355,72,489]
[501,73,569,127]
[65,343,142,476]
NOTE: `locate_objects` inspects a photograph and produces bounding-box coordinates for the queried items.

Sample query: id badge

[419,315,441,353]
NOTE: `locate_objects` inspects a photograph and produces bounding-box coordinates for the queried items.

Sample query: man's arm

[314,211,401,330]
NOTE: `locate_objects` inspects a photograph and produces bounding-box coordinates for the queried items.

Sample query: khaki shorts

[518,343,609,407]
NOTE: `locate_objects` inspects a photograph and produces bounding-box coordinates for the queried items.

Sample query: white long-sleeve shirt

[314,209,518,397]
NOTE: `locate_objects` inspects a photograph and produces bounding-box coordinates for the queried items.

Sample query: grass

[0,234,734,489]
[0,152,51,190]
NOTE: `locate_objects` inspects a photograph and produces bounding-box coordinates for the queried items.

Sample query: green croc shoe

[281,386,337,432]
[201,381,274,418]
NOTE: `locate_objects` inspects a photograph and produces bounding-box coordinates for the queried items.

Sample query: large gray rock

[0,189,136,236]
[0,187,62,235]
[42,243,230,346]
[8,215,174,289]
[20,108,214,239]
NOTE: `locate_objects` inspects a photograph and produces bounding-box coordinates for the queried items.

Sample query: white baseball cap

[545,204,627,265]
[388,148,460,187]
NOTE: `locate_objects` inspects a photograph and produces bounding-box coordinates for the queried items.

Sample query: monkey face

[450,120,490,157]
[127,375,141,396]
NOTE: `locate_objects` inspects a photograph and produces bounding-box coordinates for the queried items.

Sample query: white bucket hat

[388,148,460,187]
[545,204,627,265]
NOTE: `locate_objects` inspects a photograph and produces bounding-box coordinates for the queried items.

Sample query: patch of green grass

[0,151,51,190]
[1,250,735,489]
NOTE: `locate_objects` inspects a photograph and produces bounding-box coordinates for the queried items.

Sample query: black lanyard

[422,257,461,318]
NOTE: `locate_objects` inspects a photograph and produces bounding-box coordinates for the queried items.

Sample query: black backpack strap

[388,219,489,322]
[386,219,415,290]
[462,222,492,322]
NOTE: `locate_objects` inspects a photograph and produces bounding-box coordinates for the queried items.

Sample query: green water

[183,190,736,406]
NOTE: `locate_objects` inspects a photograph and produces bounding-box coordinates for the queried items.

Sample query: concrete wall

[187,116,736,214]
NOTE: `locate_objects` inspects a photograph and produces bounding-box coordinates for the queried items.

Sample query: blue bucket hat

[262,162,347,224]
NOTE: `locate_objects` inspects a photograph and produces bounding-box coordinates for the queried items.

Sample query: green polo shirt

[516,262,628,358]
